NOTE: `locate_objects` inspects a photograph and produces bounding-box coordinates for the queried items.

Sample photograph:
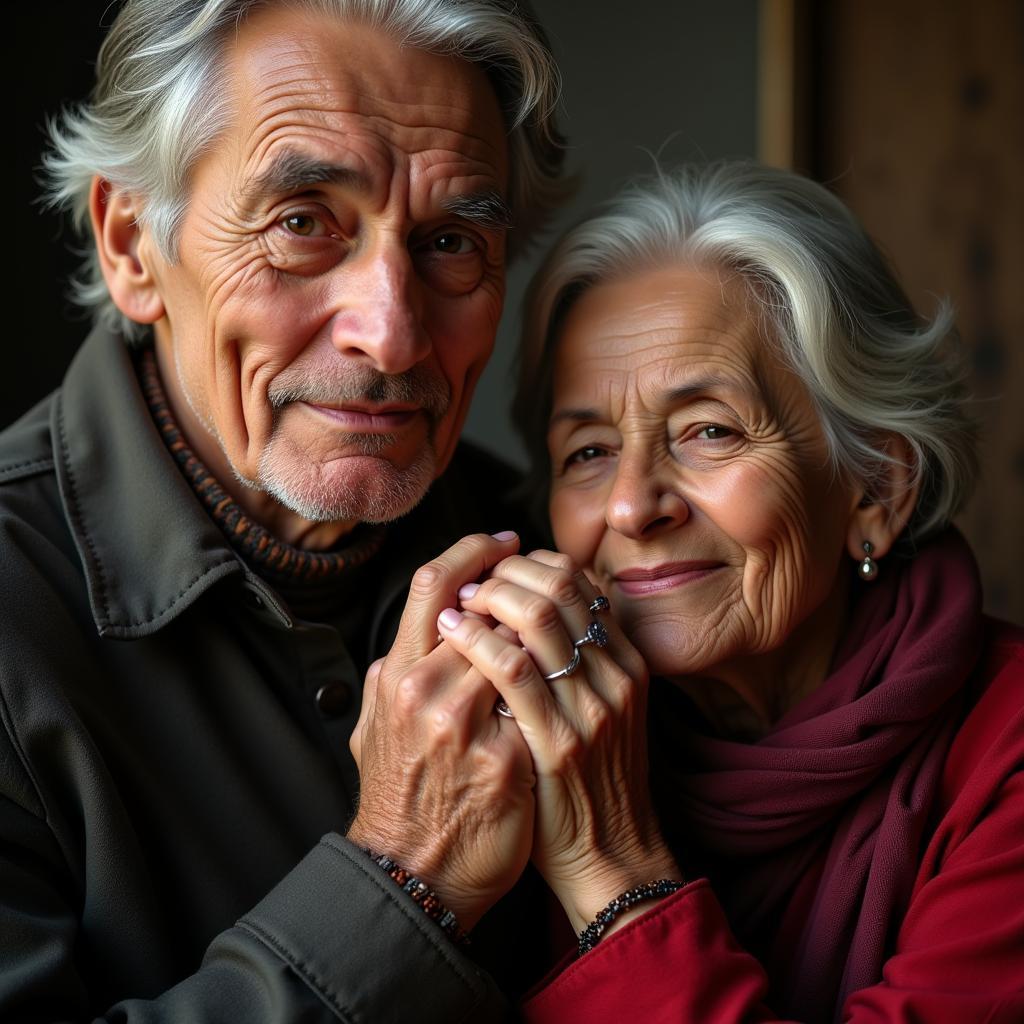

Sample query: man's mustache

[268,362,450,422]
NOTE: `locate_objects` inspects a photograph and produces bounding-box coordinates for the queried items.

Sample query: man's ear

[846,434,921,563]
[90,176,165,325]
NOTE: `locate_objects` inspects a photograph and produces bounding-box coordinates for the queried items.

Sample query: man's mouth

[302,402,424,432]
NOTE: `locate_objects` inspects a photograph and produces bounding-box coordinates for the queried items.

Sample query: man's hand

[438,549,680,936]
[347,533,536,931]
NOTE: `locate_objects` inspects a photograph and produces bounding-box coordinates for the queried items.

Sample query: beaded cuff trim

[365,850,471,947]
[577,878,685,956]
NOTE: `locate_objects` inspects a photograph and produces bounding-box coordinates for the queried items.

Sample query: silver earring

[858,541,878,581]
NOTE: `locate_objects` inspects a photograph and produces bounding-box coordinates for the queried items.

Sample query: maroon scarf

[649,530,983,1021]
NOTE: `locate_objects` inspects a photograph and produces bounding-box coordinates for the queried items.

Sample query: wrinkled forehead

[544,262,829,436]
[553,265,775,381]
[215,6,509,185]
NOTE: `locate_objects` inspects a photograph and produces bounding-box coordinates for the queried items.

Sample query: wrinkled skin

[546,265,863,737]
[429,263,910,943]
[348,533,538,929]
[97,9,534,928]
[97,8,508,548]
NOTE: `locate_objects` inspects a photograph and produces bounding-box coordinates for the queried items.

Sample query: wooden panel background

[763,0,1023,624]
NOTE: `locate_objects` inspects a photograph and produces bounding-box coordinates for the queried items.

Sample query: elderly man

[0,0,566,1019]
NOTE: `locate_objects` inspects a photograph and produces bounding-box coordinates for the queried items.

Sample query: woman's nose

[605,456,690,539]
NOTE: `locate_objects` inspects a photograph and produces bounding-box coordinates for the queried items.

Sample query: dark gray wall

[463,0,760,467]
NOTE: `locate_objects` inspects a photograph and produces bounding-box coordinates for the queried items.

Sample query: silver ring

[588,595,611,615]
[495,700,515,718]
[543,647,581,681]
[574,620,609,650]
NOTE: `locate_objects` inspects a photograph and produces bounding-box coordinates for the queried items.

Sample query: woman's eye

[565,445,608,467]
[696,424,734,440]
[281,214,324,237]
[432,232,475,255]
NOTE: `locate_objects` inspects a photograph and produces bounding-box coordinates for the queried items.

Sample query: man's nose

[329,241,430,374]
[605,451,690,539]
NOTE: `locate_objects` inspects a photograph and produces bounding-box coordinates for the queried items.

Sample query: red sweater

[523,622,1024,1023]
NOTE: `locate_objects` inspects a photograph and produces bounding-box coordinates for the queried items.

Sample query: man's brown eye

[283,215,317,236]
[433,232,472,254]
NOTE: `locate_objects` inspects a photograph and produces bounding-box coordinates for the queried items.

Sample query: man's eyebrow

[442,190,513,231]
[242,151,370,203]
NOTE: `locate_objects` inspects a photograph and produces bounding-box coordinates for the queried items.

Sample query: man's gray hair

[514,161,978,543]
[43,0,567,339]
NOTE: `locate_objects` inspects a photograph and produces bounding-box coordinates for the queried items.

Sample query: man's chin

[256,450,437,525]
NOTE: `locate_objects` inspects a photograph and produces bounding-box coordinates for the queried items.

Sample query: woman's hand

[437,550,682,935]
[347,533,536,931]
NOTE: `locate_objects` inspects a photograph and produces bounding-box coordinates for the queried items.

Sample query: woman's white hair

[514,161,978,543]
[43,0,568,340]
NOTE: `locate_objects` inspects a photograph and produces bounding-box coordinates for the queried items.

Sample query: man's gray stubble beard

[255,361,451,524]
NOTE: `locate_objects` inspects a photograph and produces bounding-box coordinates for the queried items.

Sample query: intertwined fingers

[386,532,519,675]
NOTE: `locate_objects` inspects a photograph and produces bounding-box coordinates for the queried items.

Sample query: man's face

[140,8,509,525]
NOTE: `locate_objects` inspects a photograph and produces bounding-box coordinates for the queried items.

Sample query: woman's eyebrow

[548,374,760,430]
[664,373,749,401]
[548,406,601,429]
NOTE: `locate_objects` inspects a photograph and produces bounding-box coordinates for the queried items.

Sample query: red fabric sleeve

[521,881,777,1024]
[521,639,1024,1024]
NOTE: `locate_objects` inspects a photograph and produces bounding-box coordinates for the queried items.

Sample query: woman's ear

[846,435,921,563]
[89,176,165,325]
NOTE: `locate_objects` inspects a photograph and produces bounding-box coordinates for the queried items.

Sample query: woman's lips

[303,402,422,432]
[613,561,724,595]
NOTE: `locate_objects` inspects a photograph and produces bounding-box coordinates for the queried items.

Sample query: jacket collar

[53,328,524,646]
[53,328,242,639]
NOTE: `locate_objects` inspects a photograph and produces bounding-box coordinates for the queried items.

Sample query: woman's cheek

[550,488,600,569]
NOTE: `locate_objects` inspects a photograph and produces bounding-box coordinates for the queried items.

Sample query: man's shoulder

[0,392,58,487]
[0,389,89,632]
[0,391,69,560]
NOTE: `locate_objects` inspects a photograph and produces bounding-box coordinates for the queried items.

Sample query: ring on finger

[543,647,581,681]
[574,620,609,651]
[588,595,611,615]
[495,699,515,718]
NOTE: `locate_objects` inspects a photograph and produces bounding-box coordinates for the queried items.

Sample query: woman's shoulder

[939,616,1024,809]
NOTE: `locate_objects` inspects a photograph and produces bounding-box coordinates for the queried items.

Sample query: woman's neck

[670,570,853,742]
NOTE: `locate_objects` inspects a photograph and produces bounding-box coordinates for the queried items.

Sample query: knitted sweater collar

[137,347,385,585]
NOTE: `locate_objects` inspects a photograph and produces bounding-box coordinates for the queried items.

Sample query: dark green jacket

[0,329,539,1021]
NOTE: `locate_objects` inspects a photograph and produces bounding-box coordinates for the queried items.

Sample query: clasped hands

[347,532,679,937]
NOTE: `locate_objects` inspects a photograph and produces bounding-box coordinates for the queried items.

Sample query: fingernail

[458,582,480,601]
[438,607,463,631]
[491,530,517,542]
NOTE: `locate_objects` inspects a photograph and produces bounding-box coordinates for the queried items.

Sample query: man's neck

[153,343,358,552]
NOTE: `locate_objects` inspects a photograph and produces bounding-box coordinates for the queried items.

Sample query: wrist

[363,848,471,946]
[345,820,489,930]
[555,849,683,934]
[577,878,686,957]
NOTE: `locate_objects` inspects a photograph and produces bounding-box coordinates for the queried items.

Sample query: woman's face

[547,265,861,683]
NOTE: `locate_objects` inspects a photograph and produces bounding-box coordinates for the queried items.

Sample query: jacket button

[315,682,353,718]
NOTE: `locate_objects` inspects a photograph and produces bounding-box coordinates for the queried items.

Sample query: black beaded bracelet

[364,849,471,947]
[577,878,685,956]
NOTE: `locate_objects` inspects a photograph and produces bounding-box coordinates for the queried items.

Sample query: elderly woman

[423,163,1024,1021]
